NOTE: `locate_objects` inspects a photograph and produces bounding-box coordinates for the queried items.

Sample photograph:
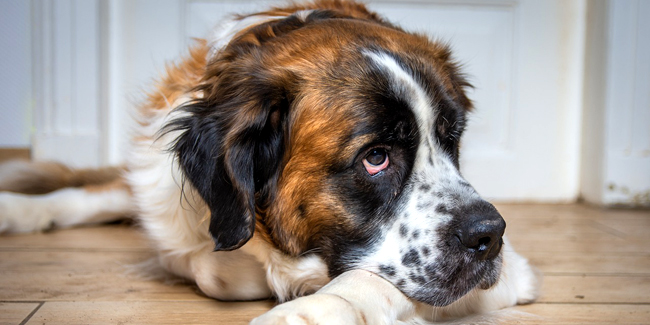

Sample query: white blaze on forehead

[364,51,435,137]
[364,51,438,170]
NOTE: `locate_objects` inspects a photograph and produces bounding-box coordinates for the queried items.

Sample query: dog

[0,0,539,323]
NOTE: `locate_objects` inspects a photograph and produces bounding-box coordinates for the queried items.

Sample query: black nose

[454,202,505,260]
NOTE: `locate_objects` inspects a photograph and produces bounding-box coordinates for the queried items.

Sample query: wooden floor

[1,204,649,324]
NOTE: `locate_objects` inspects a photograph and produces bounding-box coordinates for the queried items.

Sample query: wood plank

[497,203,650,224]
[504,209,650,241]
[509,235,645,255]
[0,225,149,252]
[525,252,650,275]
[495,203,599,219]
[539,275,650,303]
[26,300,275,325]
[0,251,205,302]
[505,217,617,237]
[23,301,650,325]
[0,302,41,325]
[499,204,649,255]
[594,216,650,239]
[513,303,650,324]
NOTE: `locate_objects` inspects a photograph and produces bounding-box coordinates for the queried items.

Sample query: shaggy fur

[0,1,539,324]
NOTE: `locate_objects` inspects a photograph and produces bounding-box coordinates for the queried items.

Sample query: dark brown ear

[167,78,291,251]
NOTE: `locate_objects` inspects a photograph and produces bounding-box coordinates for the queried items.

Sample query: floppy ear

[168,72,292,251]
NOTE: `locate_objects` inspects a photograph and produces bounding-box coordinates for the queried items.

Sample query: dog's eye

[363,148,389,176]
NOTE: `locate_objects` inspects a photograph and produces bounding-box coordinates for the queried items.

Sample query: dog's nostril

[477,236,492,251]
[457,228,503,260]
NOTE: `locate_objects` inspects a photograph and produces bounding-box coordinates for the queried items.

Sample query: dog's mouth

[400,252,503,307]
[361,215,506,306]
[364,235,504,307]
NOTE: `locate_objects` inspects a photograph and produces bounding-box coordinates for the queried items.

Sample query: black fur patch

[399,224,408,238]
[401,248,420,266]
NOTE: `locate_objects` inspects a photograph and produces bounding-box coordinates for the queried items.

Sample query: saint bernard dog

[0,0,540,323]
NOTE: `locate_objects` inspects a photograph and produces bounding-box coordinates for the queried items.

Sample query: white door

[31,0,587,202]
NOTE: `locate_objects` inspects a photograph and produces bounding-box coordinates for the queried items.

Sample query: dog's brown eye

[363,149,389,175]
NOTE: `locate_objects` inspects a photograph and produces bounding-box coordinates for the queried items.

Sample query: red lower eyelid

[363,156,389,175]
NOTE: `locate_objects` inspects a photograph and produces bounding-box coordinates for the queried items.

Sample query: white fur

[252,270,416,325]
[357,50,477,294]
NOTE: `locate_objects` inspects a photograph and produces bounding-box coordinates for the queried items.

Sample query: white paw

[250,294,364,325]
[0,192,54,233]
[515,260,542,305]
[502,238,542,305]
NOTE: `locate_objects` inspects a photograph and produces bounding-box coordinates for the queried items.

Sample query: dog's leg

[251,269,415,325]
[0,179,134,233]
[188,245,273,301]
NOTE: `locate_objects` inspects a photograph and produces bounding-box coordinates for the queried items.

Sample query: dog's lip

[376,253,502,306]
[410,267,499,306]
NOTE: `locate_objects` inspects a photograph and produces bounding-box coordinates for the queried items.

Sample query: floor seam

[535,301,650,306]
[19,301,44,325]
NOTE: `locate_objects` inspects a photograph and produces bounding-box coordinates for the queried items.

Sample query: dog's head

[169,6,505,307]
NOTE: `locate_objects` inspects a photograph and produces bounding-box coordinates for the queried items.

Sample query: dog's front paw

[501,238,542,305]
[515,258,542,305]
[251,294,364,325]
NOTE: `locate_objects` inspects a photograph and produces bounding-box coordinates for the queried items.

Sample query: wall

[0,0,32,148]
